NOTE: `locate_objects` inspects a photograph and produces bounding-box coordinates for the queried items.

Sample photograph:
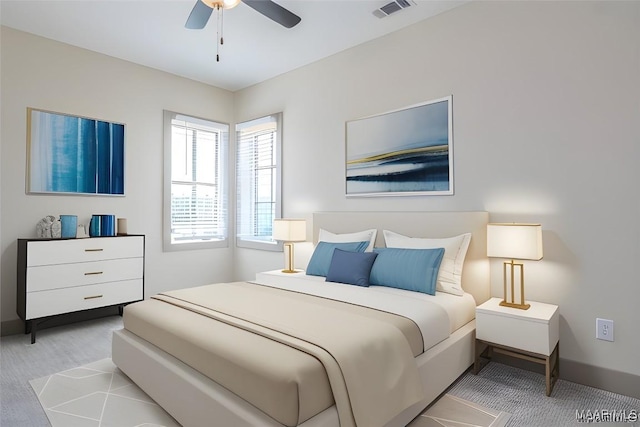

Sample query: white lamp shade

[487,223,543,260]
[273,219,306,242]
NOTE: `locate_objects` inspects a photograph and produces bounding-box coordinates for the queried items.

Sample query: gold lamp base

[282,242,298,274]
[501,259,531,310]
[499,300,530,310]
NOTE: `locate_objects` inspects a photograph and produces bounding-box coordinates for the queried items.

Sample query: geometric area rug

[29,358,179,427]
[408,393,511,427]
[30,358,510,427]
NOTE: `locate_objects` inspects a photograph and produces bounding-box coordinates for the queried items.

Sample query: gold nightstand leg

[545,343,560,396]
[474,340,490,374]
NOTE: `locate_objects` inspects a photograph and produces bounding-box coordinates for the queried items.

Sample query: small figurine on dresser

[36,215,61,238]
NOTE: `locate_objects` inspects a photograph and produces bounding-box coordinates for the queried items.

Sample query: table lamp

[487,223,543,310]
[273,219,307,273]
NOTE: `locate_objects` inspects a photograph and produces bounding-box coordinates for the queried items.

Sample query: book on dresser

[17,235,145,343]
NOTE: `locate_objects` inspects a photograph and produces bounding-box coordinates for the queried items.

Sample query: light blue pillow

[326,249,378,287]
[306,241,369,277]
[370,247,445,295]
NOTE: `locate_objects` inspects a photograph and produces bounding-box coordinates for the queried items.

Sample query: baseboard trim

[490,353,640,399]
[1,318,24,336]
[560,358,640,400]
[1,306,120,337]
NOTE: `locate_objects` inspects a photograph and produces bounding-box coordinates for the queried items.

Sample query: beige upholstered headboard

[312,211,490,305]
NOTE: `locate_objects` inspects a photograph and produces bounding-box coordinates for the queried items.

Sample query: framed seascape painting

[345,96,453,197]
[27,108,125,196]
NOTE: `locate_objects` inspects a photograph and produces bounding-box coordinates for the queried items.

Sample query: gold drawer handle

[84,271,104,276]
[84,295,104,300]
[85,248,104,252]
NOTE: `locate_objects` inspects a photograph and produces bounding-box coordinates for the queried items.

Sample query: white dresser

[17,235,144,343]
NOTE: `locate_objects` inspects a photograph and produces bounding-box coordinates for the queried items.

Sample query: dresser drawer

[26,257,143,292]
[26,279,143,319]
[27,236,144,267]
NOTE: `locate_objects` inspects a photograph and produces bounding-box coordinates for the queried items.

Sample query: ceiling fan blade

[243,0,301,28]
[185,0,213,29]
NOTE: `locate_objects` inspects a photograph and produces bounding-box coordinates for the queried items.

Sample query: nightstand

[474,297,559,396]
[255,269,306,286]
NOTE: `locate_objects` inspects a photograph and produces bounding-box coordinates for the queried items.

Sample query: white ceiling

[1,0,466,92]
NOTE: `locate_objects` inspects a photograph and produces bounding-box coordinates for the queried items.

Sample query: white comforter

[252,273,456,353]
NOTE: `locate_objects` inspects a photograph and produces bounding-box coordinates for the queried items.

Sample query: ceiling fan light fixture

[187,0,301,30]
[201,0,240,10]
[223,0,241,9]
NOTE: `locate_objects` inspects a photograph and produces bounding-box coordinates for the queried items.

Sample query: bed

[112,211,490,427]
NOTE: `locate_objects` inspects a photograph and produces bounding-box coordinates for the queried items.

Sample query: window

[163,111,228,251]
[236,113,282,250]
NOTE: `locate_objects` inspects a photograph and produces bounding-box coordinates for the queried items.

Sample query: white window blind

[236,113,282,250]
[163,111,228,251]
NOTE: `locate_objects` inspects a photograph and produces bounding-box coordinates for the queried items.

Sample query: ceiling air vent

[373,0,416,19]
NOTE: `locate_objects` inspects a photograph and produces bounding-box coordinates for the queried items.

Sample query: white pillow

[318,228,377,252]
[383,230,471,296]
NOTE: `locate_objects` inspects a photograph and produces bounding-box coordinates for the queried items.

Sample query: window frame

[163,110,229,252]
[235,113,283,252]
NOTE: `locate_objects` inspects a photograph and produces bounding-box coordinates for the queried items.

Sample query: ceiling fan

[185,0,302,30]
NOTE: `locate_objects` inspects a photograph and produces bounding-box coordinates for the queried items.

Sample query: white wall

[234,1,640,381]
[0,27,235,324]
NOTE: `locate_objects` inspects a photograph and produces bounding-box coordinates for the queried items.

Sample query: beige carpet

[31,358,510,427]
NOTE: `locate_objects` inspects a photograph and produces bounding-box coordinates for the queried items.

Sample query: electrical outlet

[596,318,614,342]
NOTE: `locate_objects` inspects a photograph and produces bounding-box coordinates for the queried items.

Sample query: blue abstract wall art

[346,96,453,197]
[27,108,125,195]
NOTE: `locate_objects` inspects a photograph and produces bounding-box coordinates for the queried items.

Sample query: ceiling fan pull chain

[220,7,224,46]
[216,4,221,62]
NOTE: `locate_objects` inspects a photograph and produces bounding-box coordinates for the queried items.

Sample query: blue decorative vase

[60,215,78,238]
[100,215,116,236]
[90,214,117,237]
[90,215,102,237]
[101,215,116,237]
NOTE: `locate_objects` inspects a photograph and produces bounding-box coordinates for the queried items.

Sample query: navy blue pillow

[325,249,378,287]
[306,241,369,277]
[370,247,445,295]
